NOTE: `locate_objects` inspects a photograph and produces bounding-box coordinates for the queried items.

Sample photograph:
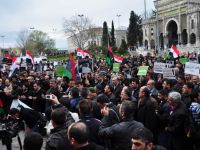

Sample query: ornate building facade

[143,0,200,51]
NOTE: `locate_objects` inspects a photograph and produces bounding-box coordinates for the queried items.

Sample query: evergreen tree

[127,11,142,48]
[120,39,128,53]
[102,21,109,47]
[110,20,115,47]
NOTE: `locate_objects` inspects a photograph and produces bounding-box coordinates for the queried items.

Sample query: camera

[45,95,53,99]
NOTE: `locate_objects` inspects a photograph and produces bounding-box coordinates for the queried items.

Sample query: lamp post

[78,14,84,49]
[116,14,121,29]
[156,0,160,53]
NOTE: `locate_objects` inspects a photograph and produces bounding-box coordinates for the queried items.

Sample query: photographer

[9,107,45,135]
[0,115,21,150]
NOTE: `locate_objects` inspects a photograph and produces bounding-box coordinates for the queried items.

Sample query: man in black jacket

[68,122,104,150]
[99,100,144,150]
[165,91,189,150]
[46,108,72,150]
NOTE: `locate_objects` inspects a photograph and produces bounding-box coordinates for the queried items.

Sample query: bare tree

[63,15,95,49]
[16,29,30,54]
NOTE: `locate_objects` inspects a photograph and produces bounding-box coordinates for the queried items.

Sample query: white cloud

[0,0,154,48]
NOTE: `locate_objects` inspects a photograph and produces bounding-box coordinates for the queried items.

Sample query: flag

[113,54,124,63]
[9,56,20,77]
[106,47,113,66]
[84,50,92,58]
[170,45,180,58]
[0,99,4,114]
[76,48,92,58]
[66,61,72,79]
[77,48,86,58]
[26,50,34,64]
[69,55,76,81]
[5,52,11,59]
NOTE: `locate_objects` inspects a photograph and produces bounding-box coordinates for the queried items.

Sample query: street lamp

[116,14,121,29]
[0,35,5,49]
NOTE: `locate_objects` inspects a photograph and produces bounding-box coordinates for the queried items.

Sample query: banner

[163,68,176,79]
[185,62,200,76]
[137,66,149,76]
[55,65,68,77]
[154,62,166,74]
[113,63,120,72]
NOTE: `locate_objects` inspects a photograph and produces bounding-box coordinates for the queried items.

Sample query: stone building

[67,27,127,51]
[143,0,200,51]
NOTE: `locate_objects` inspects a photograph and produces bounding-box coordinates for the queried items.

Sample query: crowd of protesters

[0,52,200,150]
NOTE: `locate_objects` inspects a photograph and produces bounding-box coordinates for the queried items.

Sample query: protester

[68,122,104,150]
[23,132,43,150]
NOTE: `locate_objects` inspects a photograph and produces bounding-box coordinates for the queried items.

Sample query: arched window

[191,20,194,29]
[190,33,196,44]
[182,29,188,45]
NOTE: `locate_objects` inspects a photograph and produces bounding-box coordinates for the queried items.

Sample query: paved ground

[0,131,47,150]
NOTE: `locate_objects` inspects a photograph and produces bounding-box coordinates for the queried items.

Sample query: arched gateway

[167,20,178,47]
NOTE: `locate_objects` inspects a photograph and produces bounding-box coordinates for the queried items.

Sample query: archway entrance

[150,39,155,49]
[167,20,178,47]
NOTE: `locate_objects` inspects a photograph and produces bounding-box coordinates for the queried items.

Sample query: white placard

[154,62,166,73]
[166,61,174,68]
[163,68,176,79]
[185,62,200,76]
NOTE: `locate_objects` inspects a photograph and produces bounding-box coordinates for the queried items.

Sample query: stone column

[163,33,168,48]
[187,15,191,47]
[196,12,200,47]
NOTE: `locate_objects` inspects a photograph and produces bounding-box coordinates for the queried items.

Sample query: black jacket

[99,119,144,150]
[19,107,41,128]
[166,102,189,150]
[79,116,102,145]
[136,98,158,134]
[46,125,72,150]
[75,142,104,150]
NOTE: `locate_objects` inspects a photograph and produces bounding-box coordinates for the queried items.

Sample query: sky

[0,0,154,49]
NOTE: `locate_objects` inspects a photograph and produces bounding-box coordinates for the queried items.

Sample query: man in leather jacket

[99,100,144,150]
[46,108,72,150]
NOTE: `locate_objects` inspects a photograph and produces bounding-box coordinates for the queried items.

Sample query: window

[191,20,194,29]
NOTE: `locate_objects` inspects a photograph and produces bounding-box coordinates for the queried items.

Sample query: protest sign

[154,62,166,73]
[137,66,149,76]
[55,65,68,77]
[163,68,176,79]
[179,58,189,64]
[166,60,174,68]
[185,62,200,76]
[113,63,120,72]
